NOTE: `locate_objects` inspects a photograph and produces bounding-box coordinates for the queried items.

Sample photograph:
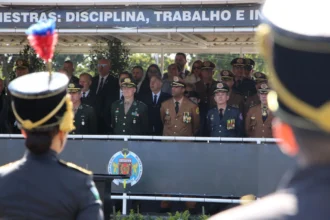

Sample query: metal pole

[161,47,165,75]
[122,193,127,215]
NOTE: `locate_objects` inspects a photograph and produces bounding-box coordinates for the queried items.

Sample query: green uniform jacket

[111,99,149,135]
[72,104,98,135]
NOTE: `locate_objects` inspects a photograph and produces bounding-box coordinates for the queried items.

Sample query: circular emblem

[108,150,143,187]
[217,83,224,89]
[173,76,179,82]
[68,83,75,88]
[260,83,268,89]
[237,58,243,64]
[124,78,131,83]
[255,72,261,78]
[223,71,229,76]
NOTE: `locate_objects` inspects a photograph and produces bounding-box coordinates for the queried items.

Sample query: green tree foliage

[89,38,130,77]
[53,54,93,76]
[128,53,174,74]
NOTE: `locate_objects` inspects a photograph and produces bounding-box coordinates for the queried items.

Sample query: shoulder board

[228,105,239,109]
[249,103,259,108]
[0,160,20,169]
[58,160,92,175]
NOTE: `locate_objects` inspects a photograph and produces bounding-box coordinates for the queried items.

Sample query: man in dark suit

[90,58,119,134]
[132,66,151,97]
[79,72,95,107]
[140,75,171,135]
[210,1,330,219]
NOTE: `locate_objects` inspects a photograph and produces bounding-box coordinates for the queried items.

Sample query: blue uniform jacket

[206,106,243,137]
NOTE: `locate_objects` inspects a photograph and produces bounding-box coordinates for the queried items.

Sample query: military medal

[133,119,136,124]
[81,119,85,126]
[210,114,214,121]
[115,117,118,123]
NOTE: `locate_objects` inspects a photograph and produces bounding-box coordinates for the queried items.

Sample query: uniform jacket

[69,75,79,84]
[244,93,260,117]
[245,104,274,138]
[111,99,149,135]
[209,164,330,220]
[0,150,103,220]
[206,106,243,137]
[228,90,244,114]
[237,78,257,98]
[160,97,200,136]
[81,90,96,108]
[195,80,217,110]
[140,91,172,135]
[72,104,98,135]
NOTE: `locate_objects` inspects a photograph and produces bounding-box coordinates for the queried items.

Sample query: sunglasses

[97,64,108,68]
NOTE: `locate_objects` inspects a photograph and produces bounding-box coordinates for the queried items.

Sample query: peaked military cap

[259,0,330,132]
[258,83,270,94]
[213,81,229,94]
[220,70,234,81]
[67,82,83,93]
[171,76,185,87]
[201,61,216,70]
[8,72,75,132]
[244,58,255,67]
[14,59,29,70]
[230,58,245,66]
[253,72,268,82]
[120,77,136,88]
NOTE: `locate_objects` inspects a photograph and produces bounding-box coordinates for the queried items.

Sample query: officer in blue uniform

[210,0,330,219]
[206,82,243,137]
[0,72,103,219]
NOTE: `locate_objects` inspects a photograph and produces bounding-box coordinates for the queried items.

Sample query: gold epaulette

[59,159,93,175]
[0,160,20,169]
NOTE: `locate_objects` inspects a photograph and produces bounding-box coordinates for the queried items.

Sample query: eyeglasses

[97,64,108,68]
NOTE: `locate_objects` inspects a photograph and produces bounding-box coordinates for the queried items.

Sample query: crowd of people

[0,52,273,138]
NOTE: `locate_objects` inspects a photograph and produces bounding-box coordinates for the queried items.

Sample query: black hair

[119,71,131,78]
[132,65,144,73]
[25,126,59,155]
[176,52,187,60]
[146,64,161,78]
[167,63,180,71]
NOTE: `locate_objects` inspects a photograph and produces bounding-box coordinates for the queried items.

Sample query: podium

[93,174,130,218]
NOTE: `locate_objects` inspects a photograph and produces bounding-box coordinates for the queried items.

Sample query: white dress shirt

[152,91,161,104]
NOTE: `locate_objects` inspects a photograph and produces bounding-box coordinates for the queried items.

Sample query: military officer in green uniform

[68,82,98,134]
[111,77,149,135]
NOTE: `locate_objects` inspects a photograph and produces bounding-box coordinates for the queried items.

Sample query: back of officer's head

[8,72,74,155]
[260,0,330,164]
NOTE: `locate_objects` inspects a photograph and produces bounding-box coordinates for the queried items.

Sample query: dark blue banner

[0,5,261,29]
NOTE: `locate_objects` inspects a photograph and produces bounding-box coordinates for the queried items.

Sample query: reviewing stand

[93,174,130,219]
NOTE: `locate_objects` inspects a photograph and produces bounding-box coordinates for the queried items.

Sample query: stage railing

[0,134,279,144]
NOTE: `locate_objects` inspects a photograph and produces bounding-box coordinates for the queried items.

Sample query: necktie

[82,92,86,98]
[262,106,268,122]
[175,101,179,114]
[97,77,104,94]
[153,95,157,105]
[219,108,224,120]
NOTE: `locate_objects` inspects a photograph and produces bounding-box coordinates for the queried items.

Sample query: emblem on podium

[108,148,143,188]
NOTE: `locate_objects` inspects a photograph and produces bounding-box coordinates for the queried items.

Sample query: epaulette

[0,160,20,169]
[228,104,239,109]
[249,103,259,109]
[59,160,92,175]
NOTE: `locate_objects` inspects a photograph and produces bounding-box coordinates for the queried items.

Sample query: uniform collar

[25,149,58,161]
